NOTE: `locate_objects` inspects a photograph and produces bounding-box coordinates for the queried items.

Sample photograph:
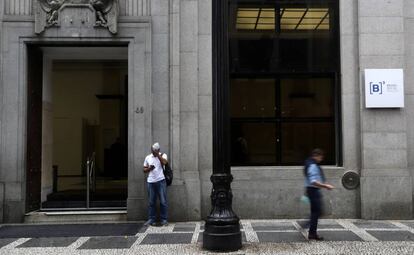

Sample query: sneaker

[308,234,324,241]
[144,220,156,227]
[160,221,168,226]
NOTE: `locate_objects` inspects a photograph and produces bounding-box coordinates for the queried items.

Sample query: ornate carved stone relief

[35,0,119,34]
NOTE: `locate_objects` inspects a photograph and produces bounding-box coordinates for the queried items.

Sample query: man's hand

[155,151,168,165]
[324,184,335,190]
[143,165,155,173]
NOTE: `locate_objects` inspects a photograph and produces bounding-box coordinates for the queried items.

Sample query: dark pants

[147,179,168,222]
[307,187,322,235]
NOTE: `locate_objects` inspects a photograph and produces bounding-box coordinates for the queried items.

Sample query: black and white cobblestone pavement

[1,219,414,254]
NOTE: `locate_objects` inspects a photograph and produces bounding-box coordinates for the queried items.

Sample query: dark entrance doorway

[26,46,129,211]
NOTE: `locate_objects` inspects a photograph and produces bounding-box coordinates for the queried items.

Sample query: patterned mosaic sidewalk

[0,219,414,254]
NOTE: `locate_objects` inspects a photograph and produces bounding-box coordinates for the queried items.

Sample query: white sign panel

[365,69,404,108]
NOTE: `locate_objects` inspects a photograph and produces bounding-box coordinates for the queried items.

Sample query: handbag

[163,163,173,186]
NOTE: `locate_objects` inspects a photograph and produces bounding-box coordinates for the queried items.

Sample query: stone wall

[1,0,414,222]
[405,0,414,219]
[359,0,412,219]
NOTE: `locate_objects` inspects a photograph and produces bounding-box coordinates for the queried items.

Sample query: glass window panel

[230,39,276,72]
[238,10,259,18]
[305,12,327,19]
[256,24,275,30]
[260,10,275,18]
[236,7,275,31]
[281,24,297,30]
[281,18,301,24]
[317,24,330,30]
[231,122,277,165]
[308,8,330,12]
[301,19,321,25]
[279,39,309,69]
[280,8,331,32]
[231,79,276,118]
[237,17,257,24]
[281,122,335,165]
[297,24,318,30]
[279,38,335,71]
[258,18,275,24]
[229,0,339,166]
[260,8,274,12]
[238,8,257,11]
[321,18,329,24]
[282,9,307,18]
[237,24,256,30]
[280,78,334,118]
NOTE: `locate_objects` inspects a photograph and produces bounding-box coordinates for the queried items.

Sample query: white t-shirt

[143,153,168,183]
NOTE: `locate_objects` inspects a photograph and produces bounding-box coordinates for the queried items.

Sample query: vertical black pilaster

[203,0,242,252]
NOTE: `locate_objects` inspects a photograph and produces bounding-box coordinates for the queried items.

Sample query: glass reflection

[280,78,334,118]
[231,122,277,165]
[231,79,276,118]
[281,122,335,165]
[229,0,339,166]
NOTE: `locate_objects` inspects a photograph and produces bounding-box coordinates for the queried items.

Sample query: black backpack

[163,163,173,186]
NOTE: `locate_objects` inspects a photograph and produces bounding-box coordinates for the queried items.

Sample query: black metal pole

[203,0,242,251]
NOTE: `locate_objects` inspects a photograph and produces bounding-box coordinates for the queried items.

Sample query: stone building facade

[0,0,413,223]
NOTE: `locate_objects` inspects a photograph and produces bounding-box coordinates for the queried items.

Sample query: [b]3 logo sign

[369,81,385,95]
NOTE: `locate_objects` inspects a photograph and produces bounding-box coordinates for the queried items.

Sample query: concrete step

[24,210,127,223]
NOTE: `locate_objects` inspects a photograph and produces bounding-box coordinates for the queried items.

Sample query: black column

[203,0,242,252]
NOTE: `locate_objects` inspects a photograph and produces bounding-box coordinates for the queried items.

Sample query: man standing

[143,143,168,226]
[304,149,334,240]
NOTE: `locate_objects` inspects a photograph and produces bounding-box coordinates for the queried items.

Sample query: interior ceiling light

[236,8,275,30]
[236,7,329,31]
